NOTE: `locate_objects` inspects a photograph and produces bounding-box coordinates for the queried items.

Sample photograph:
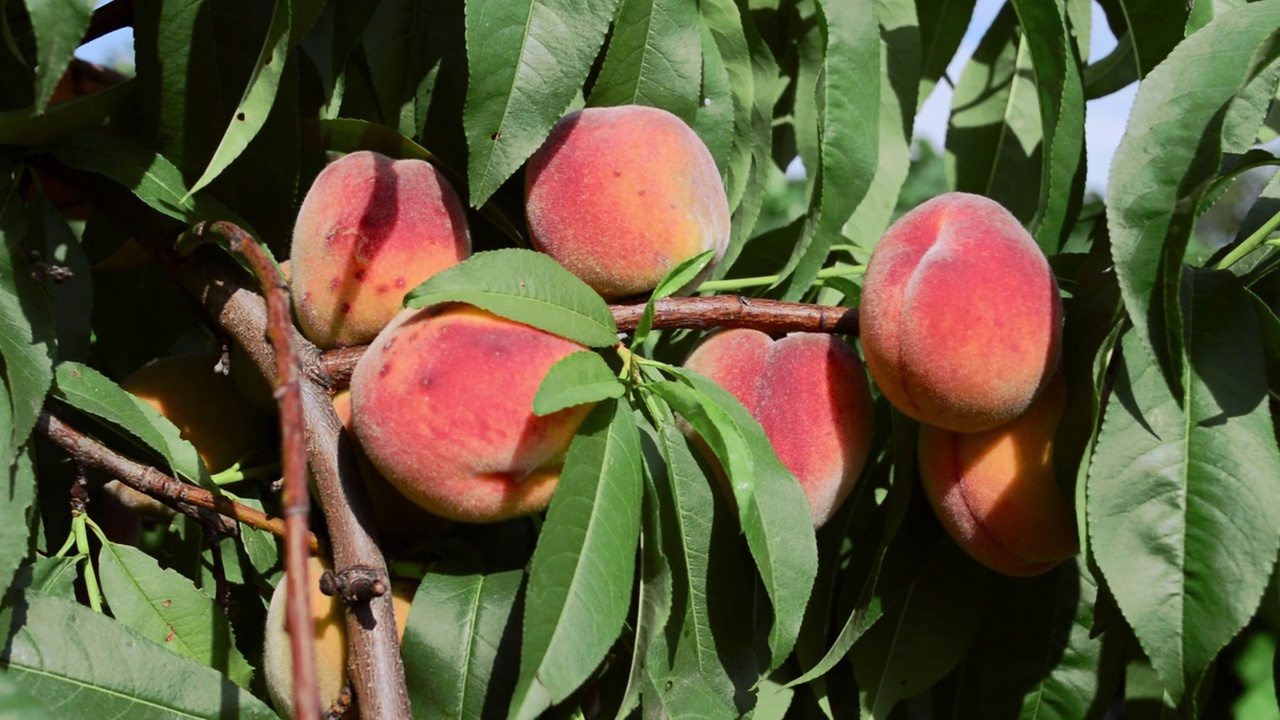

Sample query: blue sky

[76,0,1136,196]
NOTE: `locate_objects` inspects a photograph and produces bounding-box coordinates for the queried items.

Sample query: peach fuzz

[350,305,593,523]
[121,354,270,474]
[525,105,729,299]
[263,556,413,716]
[683,329,875,528]
[291,151,470,348]
[917,373,1077,577]
[859,192,1062,433]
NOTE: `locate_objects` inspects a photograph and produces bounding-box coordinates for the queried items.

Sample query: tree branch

[35,410,317,552]
[194,221,319,720]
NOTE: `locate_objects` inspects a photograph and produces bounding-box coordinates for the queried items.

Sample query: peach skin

[525,105,729,299]
[349,305,593,523]
[683,329,875,528]
[917,373,1078,576]
[291,151,471,348]
[859,192,1062,433]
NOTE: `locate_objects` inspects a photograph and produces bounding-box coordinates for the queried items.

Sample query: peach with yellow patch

[917,373,1078,576]
[350,305,592,523]
[683,329,875,528]
[525,105,729,299]
[860,192,1061,433]
[291,151,470,348]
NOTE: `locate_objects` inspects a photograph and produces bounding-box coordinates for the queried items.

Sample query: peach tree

[0,0,1279,718]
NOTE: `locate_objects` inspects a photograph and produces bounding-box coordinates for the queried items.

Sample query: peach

[291,151,471,348]
[121,354,271,474]
[859,192,1062,433]
[331,390,451,540]
[917,373,1077,576]
[263,556,413,716]
[682,329,875,528]
[349,305,593,523]
[525,105,730,299]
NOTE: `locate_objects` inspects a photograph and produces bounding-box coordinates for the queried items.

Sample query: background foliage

[1,0,1279,717]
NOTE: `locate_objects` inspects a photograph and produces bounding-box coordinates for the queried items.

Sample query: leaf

[917,0,976,107]
[509,400,642,720]
[97,542,253,687]
[463,0,619,206]
[13,556,78,601]
[1096,0,1190,76]
[0,80,132,147]
[23,0,95,114]
[48,133,253,230]
[533,351,624,416]
[51,362,210,487]
[631,249,715,348]
[0,188,54,469]
[402,249,619,347]
[946,8,1043,225]
[363,0,434,138]
[36,201,92,362]
[402,547,523,720]
[184,0,324,198]
[1107,4,1280,393]
[1088,270,1280,709]
[0,445,35,605]
[691,20,733,180]
[1008,0,1086,251]
[840,0,921,252]
[698,0,754,212]
[588,0,701,121]
[775,0,880,301]
[0,670,55,720]
[0,591,276,719]
[852,539,984,719]
[648,372,818,667]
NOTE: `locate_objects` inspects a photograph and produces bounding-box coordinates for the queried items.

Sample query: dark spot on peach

[376,284,389,294]
[354,270,366,281]
[341,302,352,315]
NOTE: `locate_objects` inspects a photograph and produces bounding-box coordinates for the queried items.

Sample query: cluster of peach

[110,105,1077,713]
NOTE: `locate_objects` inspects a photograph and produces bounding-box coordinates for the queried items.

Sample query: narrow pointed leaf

[509,400,642,719]
[24,0,95,113]
[0,446,36,605]
[588,0,701,120]
[0,193,54,468]
[533,351,625,416]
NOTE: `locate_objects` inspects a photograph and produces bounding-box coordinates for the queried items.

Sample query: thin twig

[195,221,320,720]
[321,296,861,384]
[35,411,318,551]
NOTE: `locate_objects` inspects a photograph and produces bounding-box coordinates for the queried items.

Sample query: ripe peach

[859,192,1062,433]
[121,354,271,474]
[331,390,451,540]
[349,305,593,523]
[682,329,875,528]
[263,556,413,715]
[291,151,471,348]
[525,105,730,299]
[917,373,1077,576]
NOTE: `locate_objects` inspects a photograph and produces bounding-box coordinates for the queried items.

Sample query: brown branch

[321,296,861,384]
[163,236,410,718]
[35,410,318,552]
[195,222,320,720]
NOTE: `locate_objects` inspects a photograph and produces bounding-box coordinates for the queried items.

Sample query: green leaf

[946,7,1042,225]
[1097,0,1190,76]
[403,249,619,347]
[463,0,619,206]
[0,80,132,147]
[402,547,523,720]
[648,372,818,667]
[0,445,36,605]
[184,0,323,199]
[533,351,624,416]
[632,249,715,348]
[691,20,733,180]
[699,0,754,212]
[1088,270,1280,709]
[51,362,211,487]
[776,0,880,301]
[14,556,79,601]
[588,0,701,121]
[1008,0,1086,251]
[23,0,94,114]
[1107,4,1280,393]
[0,190,54,469]
[363,0,434,138]
[97,542,253,687]
[917,0,976,107]
[35,201,91,362]
[0,670,55,720]
[509,400,642,720]
[840,0,921,252]
[852,540,984,719]
[0,591,277,719]
[48,133,253,230]
[642,422,751,717]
